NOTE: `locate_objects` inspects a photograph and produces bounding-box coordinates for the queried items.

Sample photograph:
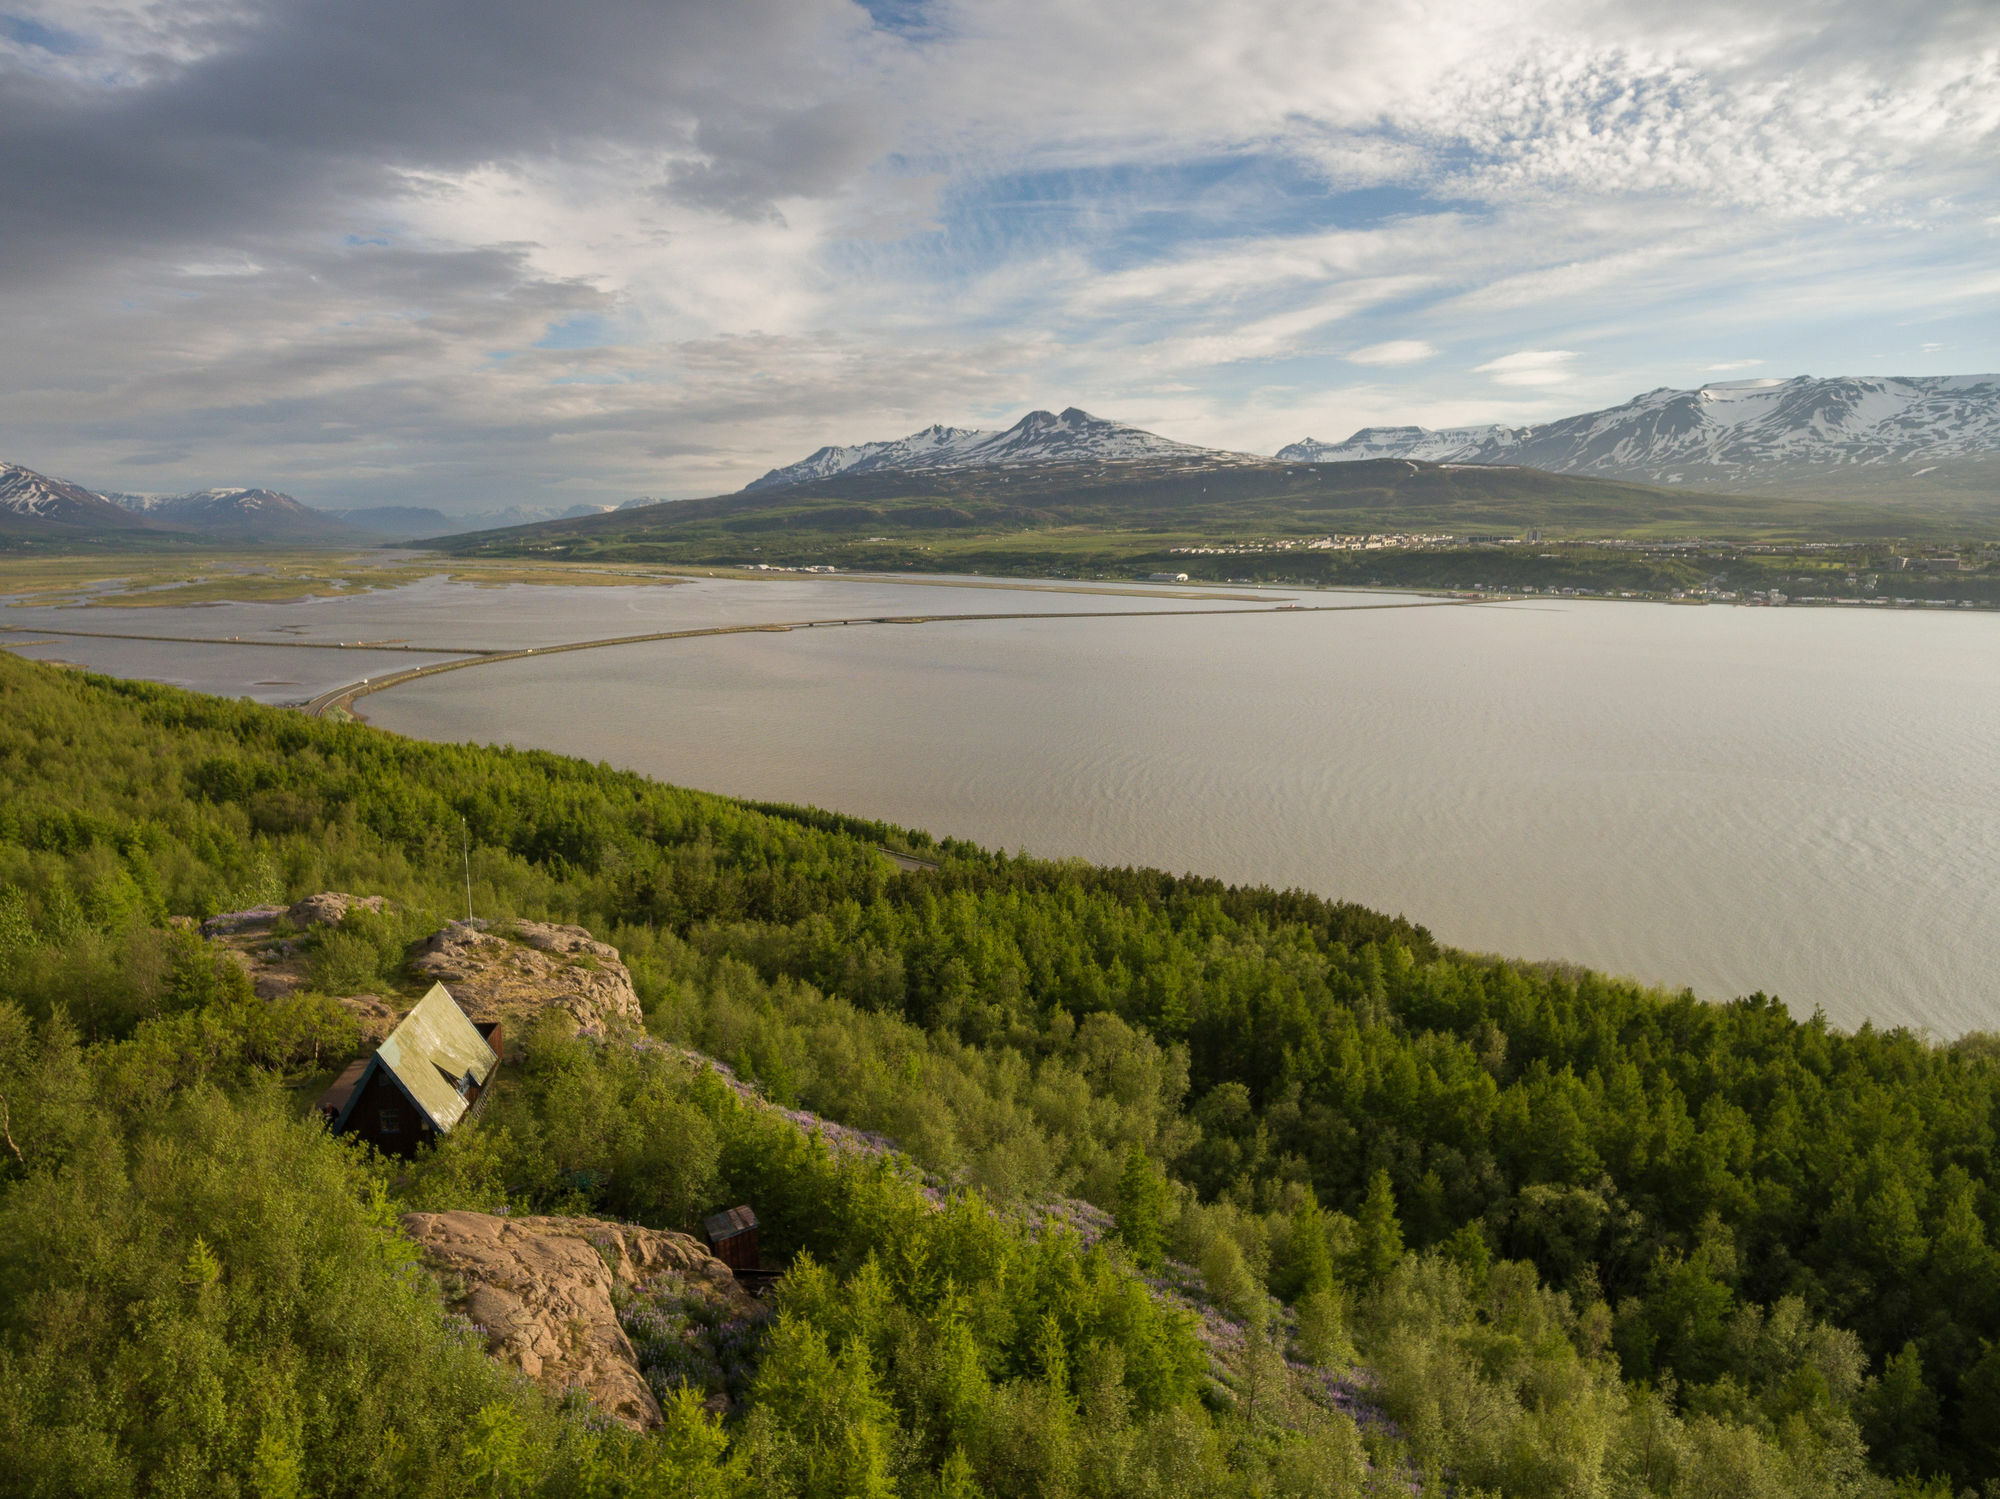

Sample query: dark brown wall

[710,1228,760,1271]
[342,1067,435,1158]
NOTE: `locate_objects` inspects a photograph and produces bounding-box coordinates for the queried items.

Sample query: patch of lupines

[618,1270,773,1412]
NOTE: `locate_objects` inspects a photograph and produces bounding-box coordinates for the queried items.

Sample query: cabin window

[378,1108,402,1134]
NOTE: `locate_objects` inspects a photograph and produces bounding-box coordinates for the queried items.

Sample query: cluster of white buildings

[1171,532,1459,555]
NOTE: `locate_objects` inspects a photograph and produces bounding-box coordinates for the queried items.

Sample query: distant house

[317,983,502,1157]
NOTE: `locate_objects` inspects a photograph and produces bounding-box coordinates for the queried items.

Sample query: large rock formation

[287,891,387,928]
[410,920,642,1034]
[400,1211,742,1430]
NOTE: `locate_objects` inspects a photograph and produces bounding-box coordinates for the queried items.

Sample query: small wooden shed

[703,1205,760,1270]
[317,983,501,1158]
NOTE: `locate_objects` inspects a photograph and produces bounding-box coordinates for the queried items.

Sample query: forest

[1,648,1997,1496]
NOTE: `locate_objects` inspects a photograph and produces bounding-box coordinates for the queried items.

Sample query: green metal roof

[338,982,497,1134]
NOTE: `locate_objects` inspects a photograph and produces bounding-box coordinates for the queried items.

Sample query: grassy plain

[0,551,691,608]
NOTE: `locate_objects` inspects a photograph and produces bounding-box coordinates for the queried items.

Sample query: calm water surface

[10,573,1997,1034]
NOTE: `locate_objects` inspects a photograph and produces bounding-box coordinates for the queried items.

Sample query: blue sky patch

[1,13,87,53]
[534,315,618,351]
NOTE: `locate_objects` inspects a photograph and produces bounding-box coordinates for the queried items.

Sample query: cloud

[0,0,1997,505]
[1474,349,1579,386]
[1347,340,1436,366]
[1705,359,1765,371]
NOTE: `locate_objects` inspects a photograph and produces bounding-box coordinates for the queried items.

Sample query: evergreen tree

[1349,1169,1403,1286]
[1115,1144,1168,1272]
[1858,1342,1940,1479]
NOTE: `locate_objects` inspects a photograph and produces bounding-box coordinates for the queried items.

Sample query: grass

[0,553,692,608]
[436,457,2000,557]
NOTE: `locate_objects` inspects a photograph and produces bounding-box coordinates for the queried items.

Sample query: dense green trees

[3,652,1998,1492]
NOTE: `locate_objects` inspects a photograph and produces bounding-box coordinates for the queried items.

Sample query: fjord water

[359,581,1999,1036]
[11,573,1996,1033]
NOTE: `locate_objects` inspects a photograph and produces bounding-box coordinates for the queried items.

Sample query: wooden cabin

[703,1205,760,1270]
[316,984,501,1158]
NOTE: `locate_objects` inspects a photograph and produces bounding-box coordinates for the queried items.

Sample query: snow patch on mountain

[0,462,150,528]
[107,486,310,518]
[747,408,1254,491]
[1279,425,1517,464]
[1280,375,2000,486]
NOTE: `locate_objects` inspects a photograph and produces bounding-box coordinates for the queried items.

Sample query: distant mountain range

[322,502,624,540]
[0,462,638,546]
[9,374,1996,551]
[105,486,368,543]
[746,407,1255,490]
[0,464,162,538]
[745,377,2000,503]
[1277,375,2000,494]
[0,462,388,545]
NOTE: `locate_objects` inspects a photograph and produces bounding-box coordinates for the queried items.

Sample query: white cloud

[2,0,1999,504]
[1474,349,1579,386]
[1347,339,1436,366]
[1705,359,1764,371]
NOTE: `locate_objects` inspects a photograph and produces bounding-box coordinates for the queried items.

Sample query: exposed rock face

[202,890,385,939]
[201,904,286,938]
[400,1210,741,1431]
[288,891,387,928]
[202,892,393,1001]
[410,921,642,1034]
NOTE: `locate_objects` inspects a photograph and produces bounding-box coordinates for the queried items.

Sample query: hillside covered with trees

[1,650,1997,1496]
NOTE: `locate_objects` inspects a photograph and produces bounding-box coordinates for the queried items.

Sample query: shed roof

[337,983,498,1135]
[704,1205,758,1242]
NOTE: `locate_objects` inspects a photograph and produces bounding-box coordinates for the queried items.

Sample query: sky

[2,0,1998,511]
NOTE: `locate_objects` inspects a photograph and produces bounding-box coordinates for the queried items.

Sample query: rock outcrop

[201,891,393,1004]
[410,921,642,1034]
[400,1210,742,1430]
[287,891,386,928]
[201,890,385,939]
[201,904,287,938]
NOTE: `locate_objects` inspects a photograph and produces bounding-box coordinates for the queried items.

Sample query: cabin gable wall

[343,1065,437,1158]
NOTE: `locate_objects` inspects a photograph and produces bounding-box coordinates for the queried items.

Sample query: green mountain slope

[434,458,1972,568]
[1,651,1994,1493]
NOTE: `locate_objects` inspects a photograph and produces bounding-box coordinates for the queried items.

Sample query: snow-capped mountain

[1279,425,1517,465]
[2,461,372,544]
[0,462,159,535]
[106,485,366,542]
[1280,375,2000,489]
[747,407,1253,491]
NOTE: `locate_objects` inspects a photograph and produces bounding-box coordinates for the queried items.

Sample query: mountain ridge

[0,462,168,538]
[746,405,1257,490]
[1279,374,2000,492]
[105,484,369,543]
[0,460,373,546]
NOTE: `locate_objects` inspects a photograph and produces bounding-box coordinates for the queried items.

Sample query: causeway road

[299,596,1505,719]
